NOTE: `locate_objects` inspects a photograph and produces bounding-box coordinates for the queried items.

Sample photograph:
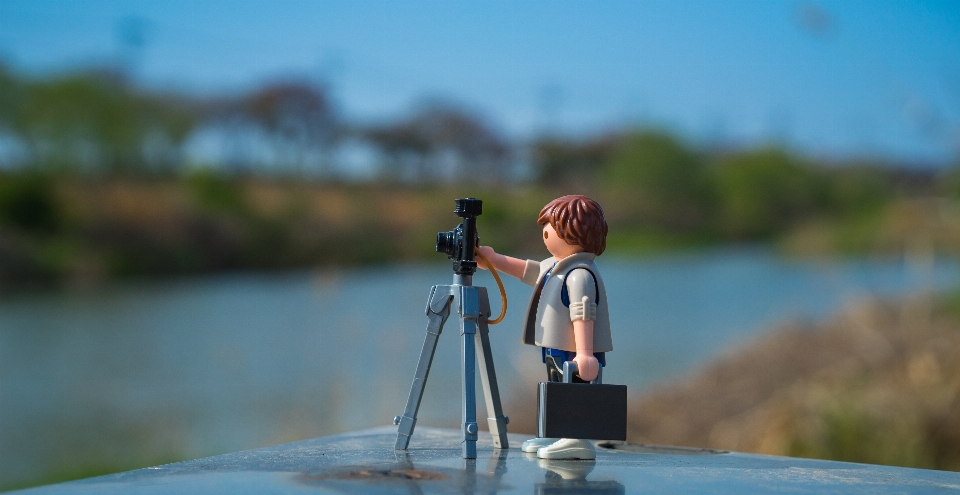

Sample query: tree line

[0,64,512,181]
[531,130,938,241]
[1,63,958,291]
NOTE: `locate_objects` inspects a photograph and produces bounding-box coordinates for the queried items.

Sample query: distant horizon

[1,0,958,168]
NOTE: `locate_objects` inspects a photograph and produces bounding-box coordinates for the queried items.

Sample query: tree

[7,69,196,173]
[712,147,825,238]
[531,134,619,186]
[604,130,711,230]
[242,81,338,175]
[366,103,510,183]
[197,81,338,176]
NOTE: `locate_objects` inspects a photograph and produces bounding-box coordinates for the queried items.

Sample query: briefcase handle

[562,361,603,384]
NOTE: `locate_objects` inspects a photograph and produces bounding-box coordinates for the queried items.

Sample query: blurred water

[1,247,957,486]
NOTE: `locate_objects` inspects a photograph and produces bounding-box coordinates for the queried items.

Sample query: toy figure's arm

[572,319,599,381]
[567,269,600,381]
[476,246,529,280]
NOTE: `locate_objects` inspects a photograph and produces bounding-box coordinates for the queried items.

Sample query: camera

[436,198,482,275]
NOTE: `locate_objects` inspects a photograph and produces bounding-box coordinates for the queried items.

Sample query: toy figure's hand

[573,352,599,382]
[476,246,496,270]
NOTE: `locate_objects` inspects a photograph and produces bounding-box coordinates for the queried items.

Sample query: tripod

[394,198,510,459]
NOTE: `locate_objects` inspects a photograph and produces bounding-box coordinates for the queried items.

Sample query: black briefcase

[537,361,627,440]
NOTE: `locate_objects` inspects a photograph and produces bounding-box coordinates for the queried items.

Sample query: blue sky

[1,0,958,166]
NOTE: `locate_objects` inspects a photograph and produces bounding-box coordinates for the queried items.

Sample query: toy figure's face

[542,223,584,259]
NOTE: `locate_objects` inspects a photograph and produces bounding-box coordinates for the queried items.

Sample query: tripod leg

[395,286,454,450]
[459,286,480,459]
[475,287,510,449]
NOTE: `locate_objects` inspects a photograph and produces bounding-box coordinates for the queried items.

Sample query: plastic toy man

[478,195,611,460]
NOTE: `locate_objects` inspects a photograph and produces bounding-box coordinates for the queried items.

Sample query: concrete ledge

[13,426,960,494]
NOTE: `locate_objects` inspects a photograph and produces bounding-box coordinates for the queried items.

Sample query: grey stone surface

[13,426,960,494]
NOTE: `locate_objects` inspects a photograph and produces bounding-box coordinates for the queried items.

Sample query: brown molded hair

[537,195,608,255]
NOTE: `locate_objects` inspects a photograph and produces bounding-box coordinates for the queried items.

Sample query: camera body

[436,198,482,275]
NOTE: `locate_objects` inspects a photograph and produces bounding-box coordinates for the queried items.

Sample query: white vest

[520,252,613,352]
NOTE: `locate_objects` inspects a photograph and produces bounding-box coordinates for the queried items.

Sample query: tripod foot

[395,415,417,450]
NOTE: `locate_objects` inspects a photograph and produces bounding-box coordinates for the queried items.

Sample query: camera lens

[436,230,456,258]
[436,224,464,259]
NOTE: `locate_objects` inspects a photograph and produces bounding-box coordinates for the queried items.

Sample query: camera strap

[473,247,508,324]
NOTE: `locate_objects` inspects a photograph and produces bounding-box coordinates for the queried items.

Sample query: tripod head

[436,198,482,276]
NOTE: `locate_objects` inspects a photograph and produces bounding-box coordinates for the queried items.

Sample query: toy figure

[478,195,611,460]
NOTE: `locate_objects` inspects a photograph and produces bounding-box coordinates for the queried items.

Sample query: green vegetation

[532,129,942,257]
[1,156,953,293]
[603,131,712,232]
[1,68,195,173]
[712,148,824,238]
[1,121,957,292]
[0,173,60,233]
[0,176,560,291]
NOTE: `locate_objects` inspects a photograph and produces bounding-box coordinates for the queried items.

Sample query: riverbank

[0,175,709,293]
[0,175,558,292]
[629,293,960,471]
[3,173,957,293]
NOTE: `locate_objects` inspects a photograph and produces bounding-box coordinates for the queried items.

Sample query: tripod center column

[459,285,481,459]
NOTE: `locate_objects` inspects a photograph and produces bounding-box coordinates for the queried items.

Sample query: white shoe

[536,438,596,460]
[521,437,560,453]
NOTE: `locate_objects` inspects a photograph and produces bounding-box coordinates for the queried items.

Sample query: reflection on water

[1,248,957,487]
